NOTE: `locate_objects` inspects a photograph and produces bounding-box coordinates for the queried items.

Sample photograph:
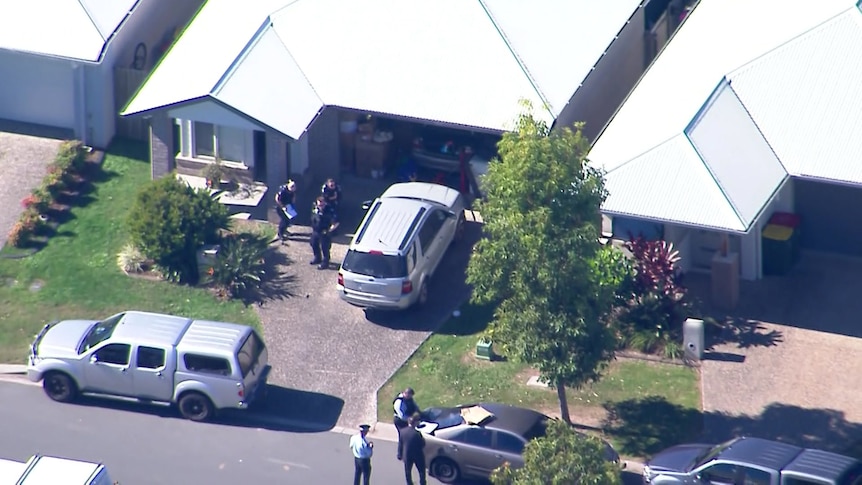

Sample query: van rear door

[237,330,268,400]
[341,250,407,299]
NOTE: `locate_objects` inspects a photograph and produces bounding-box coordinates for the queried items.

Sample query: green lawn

[378,302,703,459]
[0,140,260,363]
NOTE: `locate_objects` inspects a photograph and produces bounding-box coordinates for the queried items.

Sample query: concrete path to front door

[689,253,862,454]
[0,131,62,248]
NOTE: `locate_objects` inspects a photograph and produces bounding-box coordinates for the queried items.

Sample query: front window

[452,428,493,448]
[93,344,131,365]
[192,122,248,163]
[79,313,124,353]
[237,331,265,378]
[342,250,407,278]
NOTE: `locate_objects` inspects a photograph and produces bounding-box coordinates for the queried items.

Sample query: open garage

[794,179,862,256]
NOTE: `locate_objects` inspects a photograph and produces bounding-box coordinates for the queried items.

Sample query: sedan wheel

[43,372,76,403]
[430,457,460,484]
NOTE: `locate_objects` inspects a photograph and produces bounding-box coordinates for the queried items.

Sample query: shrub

[209,232,268,297]
[127,175,229,284]
[7,221,30,248]
[43,166,67,195]
[117,243,147,274]
[616,236,692,358]
[56,140,86,173]
[21,189,50,214]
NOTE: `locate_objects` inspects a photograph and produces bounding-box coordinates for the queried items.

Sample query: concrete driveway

[0,131,62,248]
[690,252,862,453]
[254,174,480,430]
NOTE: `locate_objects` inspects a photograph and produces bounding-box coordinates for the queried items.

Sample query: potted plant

[202,159,227,190]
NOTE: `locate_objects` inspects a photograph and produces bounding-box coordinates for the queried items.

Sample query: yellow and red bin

[762,212,801,275]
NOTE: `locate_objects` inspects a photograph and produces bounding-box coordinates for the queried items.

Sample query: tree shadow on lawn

[603,396,862,459]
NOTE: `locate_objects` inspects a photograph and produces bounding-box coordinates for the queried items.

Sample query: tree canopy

[466,109,629,422]
[490,420,622,485]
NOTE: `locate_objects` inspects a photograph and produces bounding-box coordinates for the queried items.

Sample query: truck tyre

[178,392,214,422]
[43,372,77,403]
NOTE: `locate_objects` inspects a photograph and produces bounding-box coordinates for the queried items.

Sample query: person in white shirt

[349,424,374,485]
[393,387,419,460]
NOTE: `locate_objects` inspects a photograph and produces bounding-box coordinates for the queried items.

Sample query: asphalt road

[0,379,643,484]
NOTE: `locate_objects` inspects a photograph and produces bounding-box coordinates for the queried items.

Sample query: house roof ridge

[477,0,553,118]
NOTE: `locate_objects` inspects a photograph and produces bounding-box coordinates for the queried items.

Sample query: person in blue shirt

[349,424,374,485]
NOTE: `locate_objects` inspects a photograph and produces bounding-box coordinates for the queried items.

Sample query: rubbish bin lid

[762,224,793,241]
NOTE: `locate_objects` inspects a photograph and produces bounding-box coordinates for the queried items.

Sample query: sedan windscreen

[342,250,406,278]
[421,407,465,430]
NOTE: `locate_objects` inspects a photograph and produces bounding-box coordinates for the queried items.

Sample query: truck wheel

[43,372,77,403]
[430,457,460,484]
[416,280,429,307]
[178,392,214,422]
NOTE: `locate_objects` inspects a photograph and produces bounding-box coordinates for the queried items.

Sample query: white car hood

[37,320,97,358]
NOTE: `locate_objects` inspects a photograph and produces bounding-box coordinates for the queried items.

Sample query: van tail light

[237,382,244,398]
[401,280,413,294]
[337,272,344,286]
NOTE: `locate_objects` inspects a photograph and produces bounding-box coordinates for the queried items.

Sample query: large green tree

[490,420,622,485]
[467,109,627,423]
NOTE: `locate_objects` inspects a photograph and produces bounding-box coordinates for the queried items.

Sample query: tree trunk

[556,381,572,424]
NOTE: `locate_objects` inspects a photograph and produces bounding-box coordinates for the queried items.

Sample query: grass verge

[0,140,260,363]
[378,302,702,460]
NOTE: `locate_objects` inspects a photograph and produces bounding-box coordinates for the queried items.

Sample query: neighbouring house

[0,0,204,148]
[121,0,685,220]
[589,0,862,287]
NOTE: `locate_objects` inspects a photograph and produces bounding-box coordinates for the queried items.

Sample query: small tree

[127,175,229,283]
[490,420,622,485]
[467,108,629,423]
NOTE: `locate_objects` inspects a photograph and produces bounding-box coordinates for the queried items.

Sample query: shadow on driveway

[602,395,862,460]
[363,222,482,332]
[66,384,344,433]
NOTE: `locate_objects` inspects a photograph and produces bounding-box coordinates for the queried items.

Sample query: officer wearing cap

[349,424,374,485]
[309,195,338,269]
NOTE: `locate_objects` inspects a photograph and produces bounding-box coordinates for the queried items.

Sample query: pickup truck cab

[644,437,862,485]
[27,311,270,422]
[0,454,113,485]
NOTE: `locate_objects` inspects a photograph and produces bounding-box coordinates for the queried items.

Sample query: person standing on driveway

[321,177,342,214]
[274,179,297,242]
[399,414,427,485]
[309,196,338,270]
[349,424,374,485]
[393,387,420,460]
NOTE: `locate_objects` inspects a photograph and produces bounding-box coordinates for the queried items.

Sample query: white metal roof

[123,0,642,138]
[602,135,748,232]
[18,456,102,484]
[0,0,139,62]
[729,8,862,185]
[589,0,854,173]
[590,0,859,232]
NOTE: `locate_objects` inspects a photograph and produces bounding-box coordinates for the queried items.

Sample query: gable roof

[122,0,643,139]
[589,0,861,233]
[0,0,140,62]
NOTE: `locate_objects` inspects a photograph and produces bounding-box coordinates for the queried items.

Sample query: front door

[131,345,173,401]
[83,343,133,396]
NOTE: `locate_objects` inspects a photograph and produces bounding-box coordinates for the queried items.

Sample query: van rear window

[342,250,407,278]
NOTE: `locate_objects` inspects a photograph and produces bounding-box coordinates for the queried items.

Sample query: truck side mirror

[89,354,98,363]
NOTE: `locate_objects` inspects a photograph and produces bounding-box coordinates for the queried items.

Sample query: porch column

[265,130,289,223]
[149,112,175,179]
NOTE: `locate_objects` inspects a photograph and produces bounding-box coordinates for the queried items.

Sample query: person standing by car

[321,177,342,215]
[399,414,427,485]
[309,196,338,270]
[274,179,297,242]
[349,424,373,485]
[393,387,419,460]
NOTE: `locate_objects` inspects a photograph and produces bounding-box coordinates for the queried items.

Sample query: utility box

[683,318,705,360]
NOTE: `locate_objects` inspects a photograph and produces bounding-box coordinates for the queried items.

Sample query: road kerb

[0,364,27,375]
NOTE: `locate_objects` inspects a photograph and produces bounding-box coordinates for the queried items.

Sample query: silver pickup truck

[27,311,270,422]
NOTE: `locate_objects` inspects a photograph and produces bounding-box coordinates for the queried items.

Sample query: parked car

[27,311,270,422]
[417,402,620,483]
[337,182,466,310]
[643,436,862,485]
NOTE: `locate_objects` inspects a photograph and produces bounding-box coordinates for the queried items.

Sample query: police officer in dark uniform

[274,179,297,242]
[321,178,342,216]
[309,195,338,270]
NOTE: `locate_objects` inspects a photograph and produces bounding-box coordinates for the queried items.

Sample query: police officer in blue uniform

[309,195,338,270]
[321,178,342,215]
[274,179,297,242]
